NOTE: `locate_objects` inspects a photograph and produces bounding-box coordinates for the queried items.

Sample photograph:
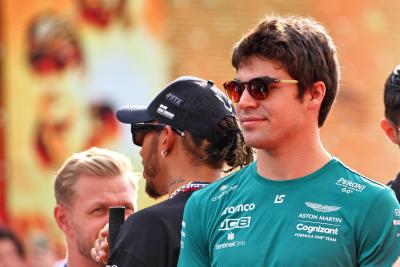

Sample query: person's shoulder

[333,158,393,197]
[124,196,186,226]
[189,162,254,201]
[111,199,183,266]
[118,196,187,242]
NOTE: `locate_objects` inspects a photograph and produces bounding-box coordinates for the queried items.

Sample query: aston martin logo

[305,202,341,213]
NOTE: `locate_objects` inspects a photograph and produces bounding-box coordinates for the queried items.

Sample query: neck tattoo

[169,178,186,186]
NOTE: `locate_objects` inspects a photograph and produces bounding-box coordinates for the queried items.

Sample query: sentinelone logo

[212,185,238,202]
[215,240,246,250]
[296,223,338,235]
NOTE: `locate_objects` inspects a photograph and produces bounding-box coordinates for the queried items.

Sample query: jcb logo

[274,195,286,204]
[219,217,251,231]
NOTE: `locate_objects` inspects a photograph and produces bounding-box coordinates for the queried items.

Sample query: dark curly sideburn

[384,65,400,125]
[181,116,254,172]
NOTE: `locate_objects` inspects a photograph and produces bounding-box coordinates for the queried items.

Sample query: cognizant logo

[212,185,238,202]
[296,223,338,235]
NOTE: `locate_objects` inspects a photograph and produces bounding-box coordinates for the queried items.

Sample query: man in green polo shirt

[178,15,400,267]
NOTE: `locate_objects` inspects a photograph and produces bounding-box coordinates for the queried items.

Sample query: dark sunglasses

[223,76,299,103]
[131,123,184,146]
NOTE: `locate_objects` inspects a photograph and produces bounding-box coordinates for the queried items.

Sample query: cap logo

[166,93,183,106]
[214,93,233,113]
[157,104,175,119]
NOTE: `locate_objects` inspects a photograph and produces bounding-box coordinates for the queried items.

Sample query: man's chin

[243,134,274,150]
[243,136,262,149]
[78,245,102,266]
[145,184,164,199]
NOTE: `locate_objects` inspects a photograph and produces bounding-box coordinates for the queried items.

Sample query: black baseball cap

[117,76,236,146]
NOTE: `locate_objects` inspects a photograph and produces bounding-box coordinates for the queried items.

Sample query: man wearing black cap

[381,65,400,202]
[92,76,253,266]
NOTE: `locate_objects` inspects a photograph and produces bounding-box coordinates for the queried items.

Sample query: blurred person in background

[0,227,26,267]
[28,234,59,267]
[178,15,400,266]
[381,65,400,202]
[91,76,253,266]
[53,147,139,267]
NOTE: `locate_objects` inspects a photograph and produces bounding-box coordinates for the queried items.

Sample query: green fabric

[178,158,400,267]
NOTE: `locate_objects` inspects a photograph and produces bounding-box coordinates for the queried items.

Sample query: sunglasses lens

[248,78,270,100]
[224,81,242,103]
[132,131,141,146]
[131,124,167,146]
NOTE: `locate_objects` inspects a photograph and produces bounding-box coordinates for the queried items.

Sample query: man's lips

[240,116,267,127]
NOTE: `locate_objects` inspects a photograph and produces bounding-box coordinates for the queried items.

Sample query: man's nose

[237,86,259,110]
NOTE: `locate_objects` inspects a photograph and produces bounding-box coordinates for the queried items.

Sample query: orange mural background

[2,0,169,258]
[0,0,399,262]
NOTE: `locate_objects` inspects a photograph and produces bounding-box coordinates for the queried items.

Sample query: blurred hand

[29,246,57,267]
[28,235,58,267]
[90,223,109,264]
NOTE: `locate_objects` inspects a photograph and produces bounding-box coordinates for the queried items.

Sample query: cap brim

[116,105,152,124]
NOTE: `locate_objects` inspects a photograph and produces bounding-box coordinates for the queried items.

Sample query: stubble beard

[72,223,102,267]
[144,134,164,199]
[76,238,102,266]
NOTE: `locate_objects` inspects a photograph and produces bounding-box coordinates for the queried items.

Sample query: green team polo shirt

[178,158,400,267]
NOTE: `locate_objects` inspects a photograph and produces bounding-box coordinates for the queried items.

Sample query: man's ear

[54,204,73,237]
[381,118,400,144]
[160,126,177,156]
[306,81,326,110]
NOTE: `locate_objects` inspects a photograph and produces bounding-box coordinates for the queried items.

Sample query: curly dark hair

[180,116,254,172]
[384,65,400,125]
[231,15,340,127]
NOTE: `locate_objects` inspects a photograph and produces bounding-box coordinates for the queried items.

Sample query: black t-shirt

[108,191,194,267]
[390,173,400,203]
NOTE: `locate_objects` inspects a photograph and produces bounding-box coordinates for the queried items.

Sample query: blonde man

[53,147,138,267]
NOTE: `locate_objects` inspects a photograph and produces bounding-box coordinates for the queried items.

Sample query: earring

[161,150,167,159]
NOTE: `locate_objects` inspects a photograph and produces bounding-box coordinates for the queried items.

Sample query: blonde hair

[54,147,138,207]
